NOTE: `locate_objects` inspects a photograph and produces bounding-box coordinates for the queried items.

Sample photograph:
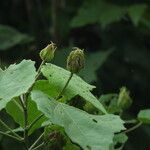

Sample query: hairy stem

[29,133,44,150]
[56,72,73,100]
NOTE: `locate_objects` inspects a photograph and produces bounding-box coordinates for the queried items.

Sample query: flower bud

[117,87,132,110]
[39,42,56,62]
[67,47,85,73]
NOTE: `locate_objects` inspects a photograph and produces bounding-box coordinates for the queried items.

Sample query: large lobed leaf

[41,63,107,113]
[6,80,50,134]
[0,60,37,110]
[31,91,125,150]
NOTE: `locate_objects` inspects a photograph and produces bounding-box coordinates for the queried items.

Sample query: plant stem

[0,131,22,141]
[31,142,45,150]
[23,94,29,148]
[29,133,44,150]
[28,114,44,132]
[56,72,73,100]
[123,122,142,134]
[26,60,45,99]
[35,61,45,81]
[22,61,45,149]
[124,119,138,124]
[19,95,26,109]
[0,119,22,139]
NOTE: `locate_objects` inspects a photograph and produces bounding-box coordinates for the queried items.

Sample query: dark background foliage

[0,0,150,149]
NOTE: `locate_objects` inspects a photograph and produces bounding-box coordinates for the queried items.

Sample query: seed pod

[117,87,132,110]
[39,42,56,62]
[67,47,85,73]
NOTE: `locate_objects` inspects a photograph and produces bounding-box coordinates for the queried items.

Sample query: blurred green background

[0,0,150,149]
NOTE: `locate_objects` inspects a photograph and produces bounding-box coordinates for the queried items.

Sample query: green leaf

[110,133,128,150]
[71,0,125,28]
[113,133,128,145]
[79,50,112,82]
[63,140,80,150]
[6,80,52,134]
[0,25,33,50]
[33,80,67,102]
[131,5,147,25]
[41,63,107,113]
[138,109,150,124]
[99,94,122,114]
[6,98,46,135]
[0,60,37,110]
[31,91,125,150]
[6,98,24,127]
[128,4,147,26]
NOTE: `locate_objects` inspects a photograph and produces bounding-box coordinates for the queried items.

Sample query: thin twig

[124,119,138,124]
[29,133,44,150]
[123,122,142,134]
[0,119,22,139]
[0,131,22,141]
[32,142,45,150]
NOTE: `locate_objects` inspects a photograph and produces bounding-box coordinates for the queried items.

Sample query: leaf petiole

[29,133,44,150]
[27,114,44,132]
[0,130,23,141]
[0,118,22,139]
[56,72,73,100]
[123,121,142,134]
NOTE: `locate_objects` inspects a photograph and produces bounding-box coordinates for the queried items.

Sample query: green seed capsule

[39,42,56,62]
[67,47,85,73]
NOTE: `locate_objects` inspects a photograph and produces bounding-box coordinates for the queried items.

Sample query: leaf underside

[31,90,125,150]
